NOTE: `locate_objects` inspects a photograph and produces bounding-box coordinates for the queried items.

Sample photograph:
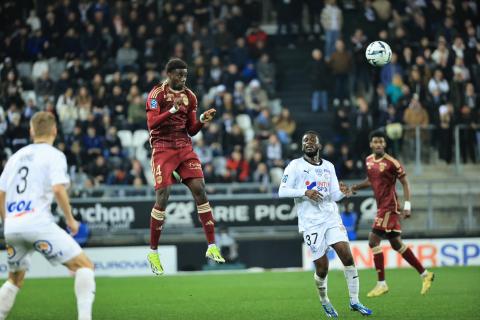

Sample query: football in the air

[365,41,392,67]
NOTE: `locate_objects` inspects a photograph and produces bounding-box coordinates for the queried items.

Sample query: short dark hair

[369,129,387,141]
[166,58,187,72]
[302,130,320,141]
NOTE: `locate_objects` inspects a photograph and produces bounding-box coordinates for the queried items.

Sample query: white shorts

[303,218,349,261]
[5,223,82,272]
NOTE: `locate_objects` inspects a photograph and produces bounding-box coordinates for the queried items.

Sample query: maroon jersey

[146,81,203,149]
[366,153,406,213]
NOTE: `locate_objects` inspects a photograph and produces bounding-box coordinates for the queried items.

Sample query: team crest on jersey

[150,99,158,109]
[379,162,386,172]
[282,174,288,183]
[34,240,53,255]
[6,245,15,258]
[315,169,323,176]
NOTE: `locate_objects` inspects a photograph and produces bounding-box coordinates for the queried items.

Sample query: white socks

[344,265,360,304]
[314,273,329,304]
[0,281,19,320]
[75,268,96,320]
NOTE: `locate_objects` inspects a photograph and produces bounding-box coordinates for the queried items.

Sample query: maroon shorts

[372,209,402,233]
[150,146,203,189]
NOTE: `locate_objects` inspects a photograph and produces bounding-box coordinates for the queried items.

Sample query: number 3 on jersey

[305,232,318,246]
[16,166,29,194]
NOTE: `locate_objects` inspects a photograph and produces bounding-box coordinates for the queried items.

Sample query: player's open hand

[339,181,352,197]
[401,209,411,219]
[200,108,216,123]
[305,189,323,202]
[66,217,80,236]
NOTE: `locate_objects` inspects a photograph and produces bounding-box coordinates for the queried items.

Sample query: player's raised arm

[328,163,346,202]
[146,93,181,129]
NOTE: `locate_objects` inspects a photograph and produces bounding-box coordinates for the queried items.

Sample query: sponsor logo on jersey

[6,245,15,258]
[6,200,34,215]
[306,181,330,192]
[150,99,158,109]
[187,161,202,170]
[34,240,53,255]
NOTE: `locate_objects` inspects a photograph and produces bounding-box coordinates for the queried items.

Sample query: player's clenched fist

[169,97,184,114]
[200,108,216,123]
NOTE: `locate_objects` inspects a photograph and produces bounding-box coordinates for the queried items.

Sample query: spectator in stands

[458,105,478,163]
[403,95,430,162]
[116,40,139,72]
[310,49,330,112]
[380,53,403,87]
[256,53,276,98]
[76,86,93,123]
[436,103,454,164]
[225,149,250,182]
[245,79,268,118]
[83,126,103,157]
[265,133,284,168]
[5,112,29,152]
[273,107,296,145]
[351,97,374,161]
[321,0,343,59]
[329,40,352,107]
[230,37,249,69]
[194,138,214,165]
[340,202,358,241]
[87,155,109,185]
[56,87,77,134]
[129,159,147,186]
[386,74,404,106]
[252,162,271,193]
[428,69,450,100]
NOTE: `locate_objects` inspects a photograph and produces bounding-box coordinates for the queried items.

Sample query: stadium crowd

[0,0,479,192]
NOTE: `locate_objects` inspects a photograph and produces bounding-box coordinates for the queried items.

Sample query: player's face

[302,133,320,157]
[168,69,187,90]
[370,137,386,155]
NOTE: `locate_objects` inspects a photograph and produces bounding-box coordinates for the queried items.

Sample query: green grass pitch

[7,266,479,319]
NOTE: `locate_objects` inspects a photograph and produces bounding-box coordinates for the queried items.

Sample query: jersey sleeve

[146,86,174,130]
[278,161,305,198]
[186,91,203,136]
[329,162,345,202]
[386,155,406,179]
[49,152,70,186]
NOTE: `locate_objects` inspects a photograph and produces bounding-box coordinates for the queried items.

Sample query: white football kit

[279,157,348,260]
[0,143,81,271]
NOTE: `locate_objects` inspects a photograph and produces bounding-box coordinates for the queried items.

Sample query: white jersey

[278,157,344,232]
[0,143,69,234]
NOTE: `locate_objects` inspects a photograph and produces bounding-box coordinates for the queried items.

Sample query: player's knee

[343,256,355,266]
[316,269,328,278]
[65,253,94,272]
[9,272,25,288]
[393,243,407,254]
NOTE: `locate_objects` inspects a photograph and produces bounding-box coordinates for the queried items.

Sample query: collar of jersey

[302,156,323,166]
